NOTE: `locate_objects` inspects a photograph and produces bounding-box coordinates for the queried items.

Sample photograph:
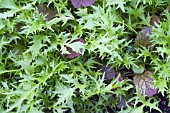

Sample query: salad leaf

[135,26,153,50]
[71,0,97,8]
[99,65,123,82]
[63,38,85,58]
[133,71,158,97]
[37,4,57,21]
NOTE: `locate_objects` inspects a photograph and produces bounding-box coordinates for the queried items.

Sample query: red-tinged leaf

[63,38,85,59]
[117,96,127,109]
[64,47,81,58]
[133,71,158,97]
[71,0,97,8]
[100,65,117,80]
[118,76,123,82]
[99,65,123,82]
[37,4,57,21]
[135,26,154,50]
[150,15,160,27]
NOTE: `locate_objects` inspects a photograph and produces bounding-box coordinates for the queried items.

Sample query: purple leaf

[100,65,117,80]
[64,38,85,59]
[71,0,97,8]
[118,76,123,82]
[99,65,123,82]
[117,96,127,109]
[135,26,154,50]
[133,71,158,97]
[37,4,57,21]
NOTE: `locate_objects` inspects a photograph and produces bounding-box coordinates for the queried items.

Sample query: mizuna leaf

[133,71,158,97]
[24,35,50,58]
[0,3,32,19]
[106,0,128,12]
[52,80,75,109]
[130,105,144,113]
[63,38,85,58]
[0,0,19,10]
[71,0,97,8]
[154,79,168,96]
[28,106,43,113]
[0,10,18,19]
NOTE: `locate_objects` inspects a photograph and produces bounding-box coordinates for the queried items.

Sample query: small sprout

[132,64,145,74]
[133,71,158,97]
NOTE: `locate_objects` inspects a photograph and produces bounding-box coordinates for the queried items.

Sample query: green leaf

[145,98,162,113]
[106,0,129,12]
[167,89,170,106]
[5,66,57,113]
[52,80,75,108]
[0,20,5,30]
[66,41,85,54]
[136,0,153,7]
[130,105,144,113]
[82,19,95,29]
[5,98,22,113]
[0,0,19,10]
[28,106,43,113]
[0,10,17,19]
[132,64,145,74]
[21,22,45,36]
[47,15,74,27]
[155,79,168,96]
[18,59,34,74]
[25,35,50,58]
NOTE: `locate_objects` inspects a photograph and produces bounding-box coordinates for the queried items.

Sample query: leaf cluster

[0,0,170,113]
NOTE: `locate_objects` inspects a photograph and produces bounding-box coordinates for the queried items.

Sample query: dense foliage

[0,0,170,112]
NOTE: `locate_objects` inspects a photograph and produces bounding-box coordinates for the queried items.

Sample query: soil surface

[144,93,170,113]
